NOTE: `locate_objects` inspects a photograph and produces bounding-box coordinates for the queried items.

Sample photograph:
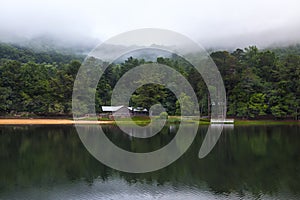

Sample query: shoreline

[0,118,298,125]
[0,119,115,125]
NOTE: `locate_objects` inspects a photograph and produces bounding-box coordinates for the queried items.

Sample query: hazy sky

[1,0,300,48]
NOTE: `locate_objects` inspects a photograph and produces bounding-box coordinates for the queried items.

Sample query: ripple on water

[2,178,299,200]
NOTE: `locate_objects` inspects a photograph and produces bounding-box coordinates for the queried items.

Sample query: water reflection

[0,125,299,199]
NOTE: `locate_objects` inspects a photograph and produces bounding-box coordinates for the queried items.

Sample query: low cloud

[1,0,300,49]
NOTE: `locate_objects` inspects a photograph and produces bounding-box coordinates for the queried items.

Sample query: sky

[1,0,300,48]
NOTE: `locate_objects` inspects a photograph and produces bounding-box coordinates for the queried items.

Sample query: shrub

[159,112,168,119]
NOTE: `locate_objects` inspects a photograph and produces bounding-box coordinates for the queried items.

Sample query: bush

[159,112,168,119]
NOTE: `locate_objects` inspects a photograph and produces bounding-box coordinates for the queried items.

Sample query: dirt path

[0,119,115,125]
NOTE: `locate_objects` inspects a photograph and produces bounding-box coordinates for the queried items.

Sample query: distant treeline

[0,43,299,119]
[0,42,84,64]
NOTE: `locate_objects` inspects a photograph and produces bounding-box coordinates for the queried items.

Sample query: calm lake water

[0,124,299,200]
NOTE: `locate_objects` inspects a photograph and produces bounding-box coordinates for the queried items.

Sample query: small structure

[210,118,234,124]
[128,107,148,116]
[100,106,148,119]
[101,106,132,119]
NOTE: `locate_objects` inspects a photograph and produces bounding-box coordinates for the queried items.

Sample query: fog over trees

[0,43,299,119]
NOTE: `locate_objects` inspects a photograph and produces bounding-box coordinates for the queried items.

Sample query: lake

[0,124,299,200]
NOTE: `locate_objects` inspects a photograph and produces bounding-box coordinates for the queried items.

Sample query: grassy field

[234,120,300,126]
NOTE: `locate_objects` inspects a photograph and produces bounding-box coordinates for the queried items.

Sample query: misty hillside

[1,40,300,65]
[0,33,97,56]
[16,35,97,55]
[0,42,84,64]
[269,44,300,58]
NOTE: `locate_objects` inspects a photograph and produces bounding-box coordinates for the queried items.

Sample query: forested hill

[0,43,84,64]
[0,42,299,119]
[210,46,299,120]
[0,42,83,117]
[270,44,300,58]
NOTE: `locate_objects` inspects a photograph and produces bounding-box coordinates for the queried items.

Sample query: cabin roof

[102,106,125,112]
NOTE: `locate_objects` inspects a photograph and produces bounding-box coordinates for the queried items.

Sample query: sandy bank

[0,119,114,125]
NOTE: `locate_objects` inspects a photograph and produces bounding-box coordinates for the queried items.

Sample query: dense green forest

[0,43,299,119]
